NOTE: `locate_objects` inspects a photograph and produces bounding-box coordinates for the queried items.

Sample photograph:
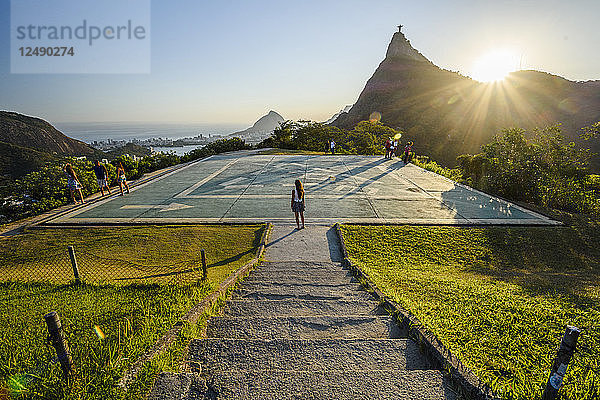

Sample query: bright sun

[471,49,519,83]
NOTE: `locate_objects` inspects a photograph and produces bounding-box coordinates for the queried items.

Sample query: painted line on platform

[220,156,276,222]
[340,157,380,218]
[174,158,239,198]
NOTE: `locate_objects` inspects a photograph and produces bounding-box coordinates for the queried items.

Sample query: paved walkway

[149,225,457,399]
[46,153,557,225]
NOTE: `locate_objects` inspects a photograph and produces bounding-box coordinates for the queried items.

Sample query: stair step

[207,316,402,339]
[232,285,373,301]
[245,271,356,285]
[188,338,431,373]
[258,260,345,272]
[149,370,457,400]
[238,281,360,292]
[222,299,385,317]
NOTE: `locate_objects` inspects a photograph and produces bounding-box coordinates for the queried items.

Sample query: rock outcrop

[230,110,285,145]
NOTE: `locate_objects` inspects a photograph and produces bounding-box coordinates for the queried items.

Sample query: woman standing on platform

[291,179,305,230]
[117,163,130,196]
[64,163,85,204]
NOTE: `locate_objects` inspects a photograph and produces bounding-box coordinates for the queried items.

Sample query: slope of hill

[0,111,98,156]
[229,110,284,145]
[324,105,352,124]
[0,141,57,184]
[333,30,600,166]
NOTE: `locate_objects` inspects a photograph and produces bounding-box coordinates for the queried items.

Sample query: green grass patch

[0,225,260,284]
[0,225,263,399]
[341,220,600,400]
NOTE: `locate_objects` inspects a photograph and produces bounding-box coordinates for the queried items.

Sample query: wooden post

[201,249,207,281]
[542,326,581,400]
[68,246,80,284]
[44,311,74,380]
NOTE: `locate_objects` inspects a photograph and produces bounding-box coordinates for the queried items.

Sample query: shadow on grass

[470,221,600,307]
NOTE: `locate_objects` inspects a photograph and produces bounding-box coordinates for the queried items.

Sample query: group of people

[63,161,130,204]
[384,138,413,163]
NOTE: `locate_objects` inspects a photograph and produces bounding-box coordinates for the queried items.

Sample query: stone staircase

[150,255,457,399]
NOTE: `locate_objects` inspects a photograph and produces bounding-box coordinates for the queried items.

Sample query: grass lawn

[0,225,264,399]
[341,217,600,400]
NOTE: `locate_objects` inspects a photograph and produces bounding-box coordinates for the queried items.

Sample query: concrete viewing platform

[44,152,557,225]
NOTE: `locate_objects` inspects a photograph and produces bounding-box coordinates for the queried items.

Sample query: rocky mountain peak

[385,31,430,63]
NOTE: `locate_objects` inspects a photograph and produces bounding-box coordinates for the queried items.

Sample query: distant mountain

[332,29,600,166]
[324,105,352,124]
[229,110,285,145]
[0,111,98,156]
[0,111,103,180]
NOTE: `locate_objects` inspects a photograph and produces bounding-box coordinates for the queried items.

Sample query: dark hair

[65,163,75,178]
[294,179,304,199]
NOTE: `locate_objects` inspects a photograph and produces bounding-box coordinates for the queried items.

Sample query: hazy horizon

[1,0,599,127]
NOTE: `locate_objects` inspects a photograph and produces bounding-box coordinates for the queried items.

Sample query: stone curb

[117,222,272,390]
[334,223,501,400]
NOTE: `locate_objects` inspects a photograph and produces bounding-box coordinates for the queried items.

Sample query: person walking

[93,160,111,196]
[291,179,305,230]
[384,138,391,159]
[393,139,399,157]
[330,140,336,155]
[402,142,413,163]
[64,163,85,204]
[116,163,130,196]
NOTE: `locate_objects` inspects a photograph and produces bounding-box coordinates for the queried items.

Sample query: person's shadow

[265,228,298,249]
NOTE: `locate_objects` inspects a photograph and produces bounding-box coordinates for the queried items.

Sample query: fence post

[542,326,581,400]
[68,246,81,284]
[201,249,207,281]
[44,311,74,380]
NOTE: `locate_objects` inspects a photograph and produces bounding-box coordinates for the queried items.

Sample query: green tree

[347,121,401,154]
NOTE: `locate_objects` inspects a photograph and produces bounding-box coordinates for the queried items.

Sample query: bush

[454,124,600,216]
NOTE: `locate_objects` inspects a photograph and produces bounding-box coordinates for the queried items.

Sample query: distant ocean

[55,122,247,143]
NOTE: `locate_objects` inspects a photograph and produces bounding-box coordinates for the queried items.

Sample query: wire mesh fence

[0,245,207,285]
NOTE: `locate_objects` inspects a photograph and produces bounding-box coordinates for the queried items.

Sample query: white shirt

[292,188,303,202]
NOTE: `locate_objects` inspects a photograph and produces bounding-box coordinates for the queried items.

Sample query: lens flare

[558,98,579,114]
[369,111,382,122]
[448,94,460,105]
[94,325,106,340]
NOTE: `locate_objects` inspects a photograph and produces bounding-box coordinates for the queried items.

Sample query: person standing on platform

[64,163,85,204]
[93,160,111,196]
[117,163,130,196]
[330,140,336,155]
[385,138,391,159]
[291,179,305,230]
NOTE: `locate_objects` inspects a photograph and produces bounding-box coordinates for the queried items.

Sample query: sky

[0,0,599,126]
